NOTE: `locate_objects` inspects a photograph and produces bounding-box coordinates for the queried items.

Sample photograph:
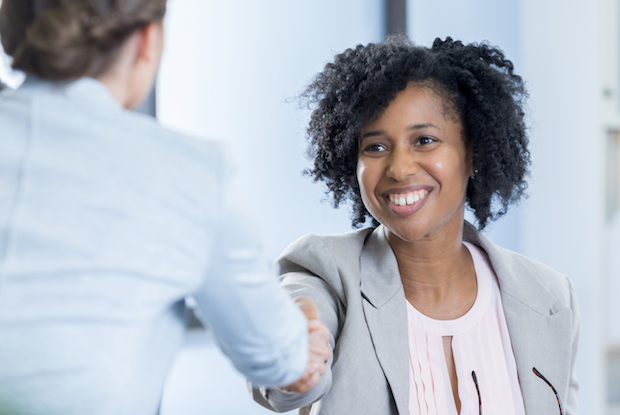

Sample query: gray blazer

[251,222,580,415]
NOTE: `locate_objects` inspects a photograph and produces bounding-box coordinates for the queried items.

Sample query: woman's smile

[382,186,431,216]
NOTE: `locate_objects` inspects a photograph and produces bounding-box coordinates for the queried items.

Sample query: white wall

[519,0,604,413]
[158,0,383,261]
[0,33,25,88]
[0,0,24,89]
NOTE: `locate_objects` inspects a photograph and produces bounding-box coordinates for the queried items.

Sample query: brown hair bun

[0,0,166,81]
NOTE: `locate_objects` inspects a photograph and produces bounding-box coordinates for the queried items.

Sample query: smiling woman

[250,36,580,415]
[357,84,472,245]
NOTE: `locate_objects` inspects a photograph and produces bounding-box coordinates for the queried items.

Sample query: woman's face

[356,83,472,244]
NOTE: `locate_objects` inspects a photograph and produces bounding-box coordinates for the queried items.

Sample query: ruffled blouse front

[406,242,526,415]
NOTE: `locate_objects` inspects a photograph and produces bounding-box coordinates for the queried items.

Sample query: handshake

[281,297,331,393]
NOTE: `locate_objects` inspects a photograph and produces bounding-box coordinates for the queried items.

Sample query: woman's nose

[386,149,419,181]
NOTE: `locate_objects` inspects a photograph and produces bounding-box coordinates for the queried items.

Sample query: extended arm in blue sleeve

[191,157,308,387]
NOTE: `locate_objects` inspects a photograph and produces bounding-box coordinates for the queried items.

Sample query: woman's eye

[418,136,436,145]
[364,144,387,152]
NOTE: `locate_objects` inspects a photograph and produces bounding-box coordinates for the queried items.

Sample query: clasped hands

[280,297,331,393]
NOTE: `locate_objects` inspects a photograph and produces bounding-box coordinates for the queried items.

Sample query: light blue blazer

[0,78,308,415]
[251,223,580,415]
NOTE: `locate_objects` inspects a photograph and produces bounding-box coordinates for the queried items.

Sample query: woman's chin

[382,222,431,244]
[381,214,465,246]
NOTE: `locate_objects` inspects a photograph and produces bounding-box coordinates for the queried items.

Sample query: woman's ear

[134,21,164,65]
[121,20,163,109]
[94,20,164,109]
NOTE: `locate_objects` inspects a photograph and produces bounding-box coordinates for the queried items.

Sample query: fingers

[280,319,331,393]
[308,319,320,331]
[294,296,319,322]
[280,361,323,393]
[307,323,331,384]
[279,297,331,393]
[308,323,330,364]
[295,297,322,335]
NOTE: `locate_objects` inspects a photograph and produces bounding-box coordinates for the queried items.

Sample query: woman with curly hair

[251,36,579,415]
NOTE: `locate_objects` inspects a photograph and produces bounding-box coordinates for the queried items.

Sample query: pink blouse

[406,242,526,415]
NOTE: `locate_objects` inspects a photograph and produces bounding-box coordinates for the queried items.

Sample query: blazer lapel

[360,226,409,415]
[501,297,573,414]
[464,223,573,414]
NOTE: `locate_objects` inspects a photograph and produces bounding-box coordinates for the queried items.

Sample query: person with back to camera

[0,1,331,414]
[250,36,580,415]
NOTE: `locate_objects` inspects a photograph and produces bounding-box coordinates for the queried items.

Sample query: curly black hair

[302,36,529,229]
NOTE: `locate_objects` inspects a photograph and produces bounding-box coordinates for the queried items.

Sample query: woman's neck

[387,223,477,320]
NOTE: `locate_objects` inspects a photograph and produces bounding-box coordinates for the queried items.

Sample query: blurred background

[2,0,619,413]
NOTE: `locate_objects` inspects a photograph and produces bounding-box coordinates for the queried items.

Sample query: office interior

[1,0,619,413]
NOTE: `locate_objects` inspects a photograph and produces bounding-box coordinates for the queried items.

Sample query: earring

[470,169,478,180]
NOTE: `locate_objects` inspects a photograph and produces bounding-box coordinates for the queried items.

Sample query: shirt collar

[21,76,124,113]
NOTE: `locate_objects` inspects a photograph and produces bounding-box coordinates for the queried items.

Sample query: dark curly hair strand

[302,36,529,229]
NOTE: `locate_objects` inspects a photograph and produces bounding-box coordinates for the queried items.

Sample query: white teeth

[389,190,428,206]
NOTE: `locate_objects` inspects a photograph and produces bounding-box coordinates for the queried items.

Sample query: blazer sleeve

[565,277,580,415]
[249,234,346,413]
[191,152,309,388]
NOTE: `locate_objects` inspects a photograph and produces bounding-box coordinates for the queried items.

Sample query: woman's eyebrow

[361,122,440,138]
[360,130,384,139]
[408,123,439,131]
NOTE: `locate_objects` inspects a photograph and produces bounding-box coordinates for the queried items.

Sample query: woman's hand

[280,297,331,393]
